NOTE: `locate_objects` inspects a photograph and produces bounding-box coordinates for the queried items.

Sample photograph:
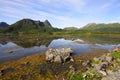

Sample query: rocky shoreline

[0,47,120,80]
[44,47,120,80]
[74,47,120,80]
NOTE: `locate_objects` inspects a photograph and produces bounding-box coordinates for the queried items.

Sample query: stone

[100,63,108,71]
[45,48,73,63]
[98,63,109,76]
[69,65,75,73]
[86,60,92,68]
[99,70,107,76]
[105,56,114,63]
[0,70,3,76]
[117,58,120,62]
[70,57,74,62]
[99,55,107,62]
[102,69,120,80]
[45,52,54,62]
[54,55,62,63]
[93,57,99,62]
[113,47,120,52]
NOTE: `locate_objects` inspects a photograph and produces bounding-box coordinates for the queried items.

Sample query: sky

[0,0,120,28]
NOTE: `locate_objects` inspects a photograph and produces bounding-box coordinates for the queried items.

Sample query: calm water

[0,38,120,63]
[0,42,47,63]
[48,38,120,54]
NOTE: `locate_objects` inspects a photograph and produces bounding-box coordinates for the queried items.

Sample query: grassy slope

[82,23,120,33]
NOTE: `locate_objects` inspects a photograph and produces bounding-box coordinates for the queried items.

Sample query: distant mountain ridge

[64,27,78,30]
[0,22,9,28]
[1,19,120,34]
[2,19,58,34]
[10,18,52,29]
[82,23,120,33]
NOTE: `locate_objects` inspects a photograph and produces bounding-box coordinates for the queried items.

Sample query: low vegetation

[111,52,120,58]
[0,49,119,80]
[0,51,106,80]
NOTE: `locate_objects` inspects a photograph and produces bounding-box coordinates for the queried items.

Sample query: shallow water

[48,38,120,54]
[0,38,120,63]
[0,42,47,63]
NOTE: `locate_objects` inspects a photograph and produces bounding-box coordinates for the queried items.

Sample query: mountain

[44,20,52,27]
[82,23,120,33]
[3,19,57,34]
[64,27,78,30]
[83,23,97,28]
[0,22,9,28]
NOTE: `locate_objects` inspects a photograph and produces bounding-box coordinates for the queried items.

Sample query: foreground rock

[102,69,120,80]
[45,48,74,63]
[109,47,120,53]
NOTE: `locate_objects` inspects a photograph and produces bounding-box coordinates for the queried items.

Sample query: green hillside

[64,27,78,30]
[2,19,59,34]
[82,23,120,33]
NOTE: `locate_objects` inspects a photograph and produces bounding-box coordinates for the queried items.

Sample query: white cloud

[0,0,120,28]
[101,3,111,9]
[0,0,87,27]
[101,0,118,9]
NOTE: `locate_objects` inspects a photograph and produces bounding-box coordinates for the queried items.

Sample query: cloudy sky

[0,0,120,28]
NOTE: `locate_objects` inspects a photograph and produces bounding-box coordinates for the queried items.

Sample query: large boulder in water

[45,48,74,63]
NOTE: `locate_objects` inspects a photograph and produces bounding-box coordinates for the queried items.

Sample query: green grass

[92,61,99,64]
[82,68,102,80]
[111,52,120,58]
[70,68,102,80]
[70,74,83,80]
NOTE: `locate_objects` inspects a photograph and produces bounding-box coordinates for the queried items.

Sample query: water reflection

[48,38,120,54]
[0,42,47,63]
[0,38,120,63]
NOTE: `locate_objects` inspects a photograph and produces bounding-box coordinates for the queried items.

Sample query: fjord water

[0,37,120,63]
[48,38,120,54]
[0,42,47,63]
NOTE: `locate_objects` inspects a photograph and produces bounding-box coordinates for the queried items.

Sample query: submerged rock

[45,48,73,63]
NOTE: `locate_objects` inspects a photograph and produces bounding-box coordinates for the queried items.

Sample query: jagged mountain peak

[44,20,52,27]
[2,18,55,33]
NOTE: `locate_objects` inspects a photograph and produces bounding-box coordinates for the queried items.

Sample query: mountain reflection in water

[0,38,120,63]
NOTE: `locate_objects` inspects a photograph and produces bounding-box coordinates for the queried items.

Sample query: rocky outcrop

[45,48,74,63]
[93,54,114,76]
[113,47,120,52]
[102,69,120,80]
[44,20,52,27]
[79,47,120,80]
[91,47,120,76]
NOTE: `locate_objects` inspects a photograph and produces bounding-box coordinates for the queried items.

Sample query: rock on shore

[45,48,74,63]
